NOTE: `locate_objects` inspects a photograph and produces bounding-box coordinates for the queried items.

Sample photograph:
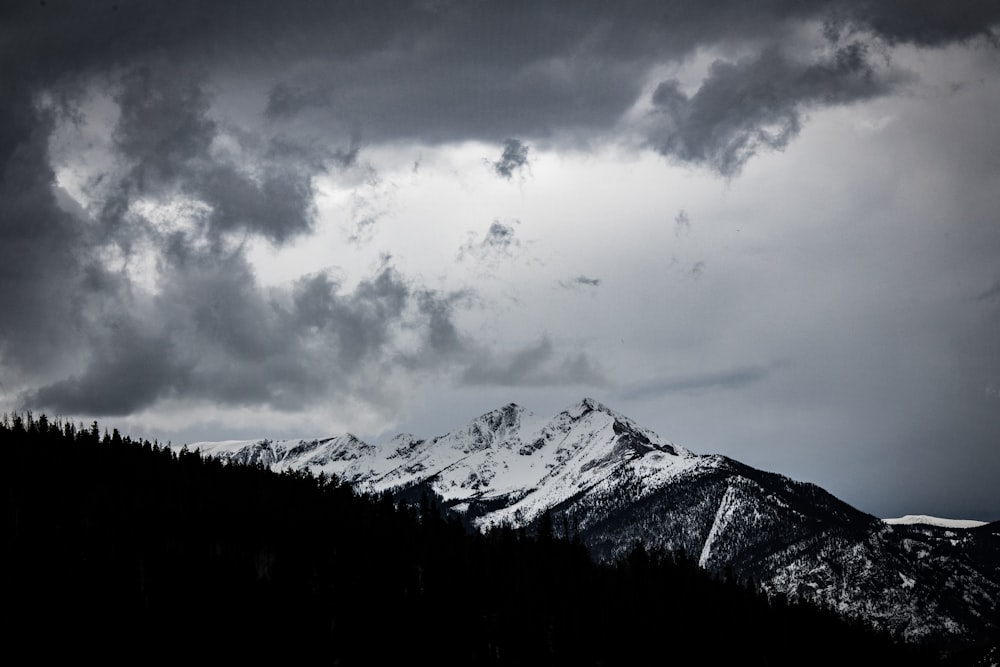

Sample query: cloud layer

[1,0,998,519]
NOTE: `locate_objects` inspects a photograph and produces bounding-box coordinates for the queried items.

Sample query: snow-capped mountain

[189,398,697,530]
[185,398,1000,649]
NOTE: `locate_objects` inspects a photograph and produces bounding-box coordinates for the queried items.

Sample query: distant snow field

[883,515,987,529]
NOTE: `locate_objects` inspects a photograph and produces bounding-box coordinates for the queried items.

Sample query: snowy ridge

[188,398,695,529]
[883,515,987,529]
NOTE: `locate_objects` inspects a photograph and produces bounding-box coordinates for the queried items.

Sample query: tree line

[1,412,949,664]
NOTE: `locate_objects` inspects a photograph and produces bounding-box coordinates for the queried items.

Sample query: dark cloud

[648,42,908,176]
[104,66,322,246]
[4,2,996,150]
[415,290,472,358]
[293,267,410,372]
[29,322,188,416]
[166,258,422,409]
[826,0,1000,47]
[3,3,994,187]
[461,337,605,387]
[620,364,776,400]
[23,247,470,415]
[482,221,518,250]
[0,90,91,378]
[492,138,530,179]
[458,220,523,263]
[112,67,215,182]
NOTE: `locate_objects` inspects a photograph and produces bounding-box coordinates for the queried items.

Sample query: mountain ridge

[184,397,1000,649]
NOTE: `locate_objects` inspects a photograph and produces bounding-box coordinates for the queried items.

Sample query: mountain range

[185,397,1000,650]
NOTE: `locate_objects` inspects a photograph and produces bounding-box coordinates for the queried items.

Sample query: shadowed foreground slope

[1,414,949,664]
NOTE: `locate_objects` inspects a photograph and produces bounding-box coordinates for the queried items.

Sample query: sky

[2,0,999,521]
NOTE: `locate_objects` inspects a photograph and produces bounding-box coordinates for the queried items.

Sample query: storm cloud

[26,250,470,416]
[0,100,85,376]
[492,139,530,180]
[648,43,907,176]
[1,0,998,520]
[105,66,322,245]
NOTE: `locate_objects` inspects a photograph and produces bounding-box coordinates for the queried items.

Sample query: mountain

[3,413,940,664]
[186,398,1000,651]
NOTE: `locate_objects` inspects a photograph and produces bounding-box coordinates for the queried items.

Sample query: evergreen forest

[1,413,958,664]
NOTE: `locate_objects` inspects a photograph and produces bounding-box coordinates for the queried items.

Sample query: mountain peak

[565,396,611,419]
[474,401,524,419]
[478,401,527,428]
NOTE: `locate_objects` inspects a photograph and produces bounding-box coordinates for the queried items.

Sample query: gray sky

[2,0,999,520]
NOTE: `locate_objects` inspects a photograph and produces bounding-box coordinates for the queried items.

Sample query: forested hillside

[1,414,945,664]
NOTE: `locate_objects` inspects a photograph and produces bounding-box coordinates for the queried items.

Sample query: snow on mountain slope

[181,397,1000,649]
[563,451,1000,645]
[189,398,697,529]
[452,399,698,528]
[884,515,988,529]
[761,519,1000,643]
[187,434,379,482]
